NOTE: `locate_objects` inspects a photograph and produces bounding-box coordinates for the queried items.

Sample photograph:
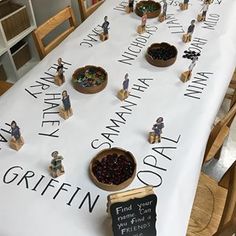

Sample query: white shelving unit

[0,0,39,83]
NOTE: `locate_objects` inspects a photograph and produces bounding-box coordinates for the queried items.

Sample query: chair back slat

[205,126,229,162]
[33,6,76,59]
[220,103,236,128]
[44,27,75,55]
[204,103,236,163]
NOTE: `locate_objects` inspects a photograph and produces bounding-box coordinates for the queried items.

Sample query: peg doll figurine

[159,0,167,22]
[117,73,130,101]
[49,151,65,178]
[137,11,147,34]
[100,16,109,41]
[9,120,24,151]
[180,55,198,82]
[197,0,210,21]
[182,19,195,43]
[126,0,134,13]
[148,117,164,144]
[179,0,189,10]
[54,58,65,86]
[59,90,73,119]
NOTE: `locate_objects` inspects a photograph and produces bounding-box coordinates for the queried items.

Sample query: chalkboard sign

[108,186,157,236]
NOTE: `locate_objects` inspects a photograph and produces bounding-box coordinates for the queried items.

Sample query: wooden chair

[213,206,236,236]
[225,71,236,109]
[78,0,104,22]
[187,160,236,236]
[0,81,13,96]
[204,102,236,163]
[33,6,76,59]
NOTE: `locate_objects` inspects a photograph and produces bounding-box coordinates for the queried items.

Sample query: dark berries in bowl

[89,148,136,191]
[146,42,178,67]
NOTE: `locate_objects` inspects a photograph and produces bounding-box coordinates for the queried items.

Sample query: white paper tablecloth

[0,0,236,235]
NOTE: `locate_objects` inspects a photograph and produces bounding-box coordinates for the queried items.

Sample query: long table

[1,0,236,235]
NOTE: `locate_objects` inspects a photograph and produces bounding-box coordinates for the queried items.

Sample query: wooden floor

[0,81,13,96]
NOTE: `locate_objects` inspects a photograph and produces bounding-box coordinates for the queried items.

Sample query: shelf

[17,57,38,78]
[0,0,38,83]
[0,30,6,53]
[7,25,36,48]
[0,52,17,83]
[0,46,7,57]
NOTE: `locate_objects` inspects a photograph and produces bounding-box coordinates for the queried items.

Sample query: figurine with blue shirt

[9,121,24,151]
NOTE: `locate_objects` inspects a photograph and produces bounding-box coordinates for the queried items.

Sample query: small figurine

[54,58,65,86]
[126,0,134,13]
[137,11,147,34]
[148,117,164,144]
[179,0,189,10]
[180,55,198,82]
[9,121,24,151]
[182,19,195,43]
[159,0,167,22]
[59,90,73,120]
[197,0,210,22]
[49,151,65,178]
[117,73,130,101]
[100,16,109,41]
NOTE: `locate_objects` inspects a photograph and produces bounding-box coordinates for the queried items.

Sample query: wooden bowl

[135,0,161,18]
[146,42,178,67]
[89,147,137,191]
[72,65,108,94]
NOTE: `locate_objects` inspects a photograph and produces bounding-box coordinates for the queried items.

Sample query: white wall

[31,0,81,25]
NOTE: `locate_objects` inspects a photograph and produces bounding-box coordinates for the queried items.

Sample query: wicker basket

[0,0,30,41]
[11,41,31,70]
